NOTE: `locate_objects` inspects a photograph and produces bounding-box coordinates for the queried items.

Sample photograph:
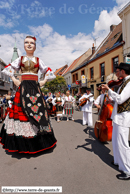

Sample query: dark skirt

[56,104,63,115]
[0,80,57,154]
[47,103,56,116]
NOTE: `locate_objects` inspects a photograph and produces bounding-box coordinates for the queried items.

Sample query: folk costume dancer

[61,93,65,103]
[0,95,4,122]
[102,62,130,180]
[3,93,15,120]
[79,88,94,126]
[52,92,64,122]
[0,36,57,154]
[64,91,75,121]
[46,93,54,116]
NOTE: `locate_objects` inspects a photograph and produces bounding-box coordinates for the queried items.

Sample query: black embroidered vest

[117,78,130,113]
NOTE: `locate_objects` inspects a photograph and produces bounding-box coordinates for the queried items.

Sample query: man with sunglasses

[102,62,130,180]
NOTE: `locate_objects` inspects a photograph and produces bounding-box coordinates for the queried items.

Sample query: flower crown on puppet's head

[32,36,36,41]
[25,36,36,41]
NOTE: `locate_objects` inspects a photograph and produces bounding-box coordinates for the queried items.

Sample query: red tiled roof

[63,52,91,75]
[63,57,81,74]
[92,22,122,59]
[54,65,68,76]
[54,66,63,75]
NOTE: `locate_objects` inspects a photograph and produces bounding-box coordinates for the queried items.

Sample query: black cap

[115,62,130,71]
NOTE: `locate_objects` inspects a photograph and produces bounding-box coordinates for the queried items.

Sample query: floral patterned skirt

[0,80,57,154]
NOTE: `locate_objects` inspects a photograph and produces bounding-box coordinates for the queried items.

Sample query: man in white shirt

[102,62,130,180]
[79,88,94,126]
[94,87,113,109]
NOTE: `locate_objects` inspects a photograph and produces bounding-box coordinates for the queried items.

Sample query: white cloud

[0,0,15,9]
[0,33,24,64]
[28,26,93,71]
[92,7,121,43]
[0,24,93,71]
[1,0,130,72]
[27,1,47,18]
[92,0,130,47]
[28,24,53,40]
[0,14,15,28]
[31,1,41,7]
[0,0,20,28]
[116,0,130,6]
[0,1,10,9]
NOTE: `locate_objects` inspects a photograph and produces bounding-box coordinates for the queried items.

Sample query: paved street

[0,109,130,194]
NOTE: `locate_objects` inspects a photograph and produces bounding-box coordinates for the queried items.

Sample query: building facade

[63,48,92,93]
[0,58,10,95]
[118,2,130,62]
[71,22,124,98]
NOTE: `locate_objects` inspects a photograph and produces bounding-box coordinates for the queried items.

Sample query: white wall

[118,4,130,56]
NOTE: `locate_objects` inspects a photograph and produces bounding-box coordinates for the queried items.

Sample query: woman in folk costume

[61,93,65,101]
[0,36,57,154]
[64,90,75,121]
[46,92,55,116]
[3,92,14,120]
[52,92,64,122]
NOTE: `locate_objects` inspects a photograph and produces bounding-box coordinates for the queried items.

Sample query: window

[111,32,120,41]
[76,73,78,81]
[73,73,78,83]
[90,85,94,94]
[1,68,4,81]
[100,63,105,76]
[90,67,94,79]
[113,57,118,72]
[105,47,109,51]
[73,74,75,83]
[81,69,85,75]
[103,40,109,46]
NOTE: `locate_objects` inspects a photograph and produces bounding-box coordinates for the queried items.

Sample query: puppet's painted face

[24,38,36,53]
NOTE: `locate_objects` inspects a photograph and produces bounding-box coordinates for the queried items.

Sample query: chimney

[110,24,116,32]
[92,43,95,55]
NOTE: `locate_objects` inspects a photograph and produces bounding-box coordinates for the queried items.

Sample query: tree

[42,76,67,94]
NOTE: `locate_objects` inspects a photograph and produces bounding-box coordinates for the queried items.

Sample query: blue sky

[0,0,129,71]
[0,0,117,35]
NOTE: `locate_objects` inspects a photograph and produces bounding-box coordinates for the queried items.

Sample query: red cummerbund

[21,74,38,81]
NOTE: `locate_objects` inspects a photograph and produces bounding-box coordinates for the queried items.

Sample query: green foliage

[44,76,67,93]
[41,87,49,94]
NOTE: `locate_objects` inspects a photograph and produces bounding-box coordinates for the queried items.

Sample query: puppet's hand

[10,76,21,87]
[14,79,21,87]
[39,79,47,87]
